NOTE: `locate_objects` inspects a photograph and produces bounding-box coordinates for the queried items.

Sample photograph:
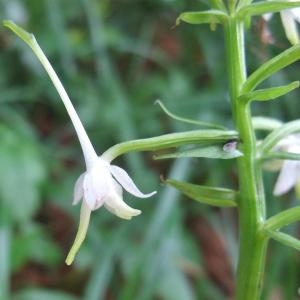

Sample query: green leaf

[258,120,300,155]
[103,130,239,161]
[264,206,300,231]
[239,81,299,102]
[264,229,300,252]
[176,10,228,26]
[238,1,300,19]
[242,44,300,93]
[165,179,238,207]
[154,144,242,160]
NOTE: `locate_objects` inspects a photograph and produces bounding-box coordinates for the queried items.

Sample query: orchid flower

[264,7,300,45]
[3,21,156,265]
[273,135,300,197]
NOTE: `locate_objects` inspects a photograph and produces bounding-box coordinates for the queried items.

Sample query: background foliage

[0,0,299,299]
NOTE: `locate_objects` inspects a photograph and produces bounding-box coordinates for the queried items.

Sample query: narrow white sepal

[109,165,157,198]
[273,160,298,196]
[73,173,85,205]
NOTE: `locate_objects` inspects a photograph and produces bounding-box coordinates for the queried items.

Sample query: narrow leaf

[176,10,228,26]
[238,1,300,19]
[264,206,300,231]
[165,179,238,207]
[259,120,300,155]
[264,229,300,251]
[239,81,299,102]
[242,44,300,93]
[154,144,242,160]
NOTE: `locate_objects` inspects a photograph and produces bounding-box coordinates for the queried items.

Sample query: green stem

[224,17,267,299]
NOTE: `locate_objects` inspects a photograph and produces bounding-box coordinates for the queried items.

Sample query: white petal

[73,173,85,205]
[110,165,156,198]
[273,160,299,196]
[281,10,299,44]
[104,189,141,220]
[83,168,111,210]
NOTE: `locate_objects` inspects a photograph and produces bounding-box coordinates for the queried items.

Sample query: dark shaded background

[0,0,300,299]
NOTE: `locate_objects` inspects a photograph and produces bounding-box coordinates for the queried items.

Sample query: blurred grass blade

[264,229,300,251]
[0,227,10,300]
[165,179,238,207]
[239,81,299,102]
[154,144,242,160]
[83,226,126,300]
[238,0,300,18]
[242,44,300,93]
[13,289,79,300]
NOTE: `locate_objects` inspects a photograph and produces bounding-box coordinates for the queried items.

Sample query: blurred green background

[0,0,300,299]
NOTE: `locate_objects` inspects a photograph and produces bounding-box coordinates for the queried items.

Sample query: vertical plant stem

[224,17,268,299]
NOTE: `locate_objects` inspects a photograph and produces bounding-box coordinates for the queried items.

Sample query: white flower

[73,156,156,219]
[13,28,157,264]
[273,135,300,196]
[264,8,300,45]
[20,27,157,218]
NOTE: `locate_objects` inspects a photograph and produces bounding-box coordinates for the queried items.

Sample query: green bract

[239,81,299,103]
[154,144,242,160]
[176,10,228,27]
[242,44,300,93]
[165,179,238,207]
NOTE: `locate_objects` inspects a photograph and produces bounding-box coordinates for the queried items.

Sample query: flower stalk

[224,17,267,299]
